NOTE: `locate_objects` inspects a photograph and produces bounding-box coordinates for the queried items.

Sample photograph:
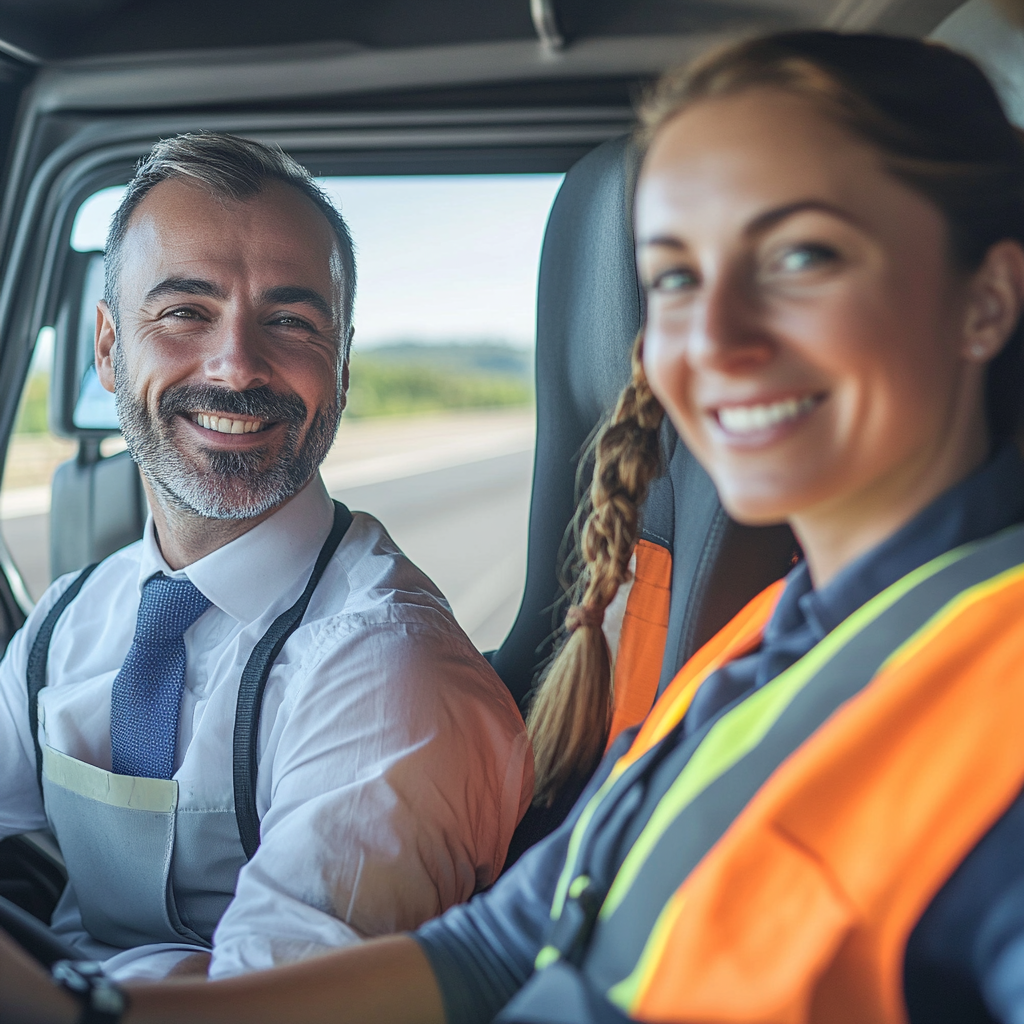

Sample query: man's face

[95,177,347,520]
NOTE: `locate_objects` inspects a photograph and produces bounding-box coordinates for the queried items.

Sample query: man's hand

[0,927,78,1024]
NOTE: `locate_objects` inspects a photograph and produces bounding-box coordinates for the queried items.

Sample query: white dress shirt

[0,475,532,978]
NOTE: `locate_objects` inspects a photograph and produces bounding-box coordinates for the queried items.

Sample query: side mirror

[50,249,119,437]
[50,185,126,439]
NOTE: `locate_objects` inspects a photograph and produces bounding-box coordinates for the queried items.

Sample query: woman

[6,28,1024,1024]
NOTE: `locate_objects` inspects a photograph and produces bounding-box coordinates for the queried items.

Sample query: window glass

[1,172,563,652]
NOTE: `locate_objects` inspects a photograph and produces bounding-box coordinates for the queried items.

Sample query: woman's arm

[0,930,443,1024]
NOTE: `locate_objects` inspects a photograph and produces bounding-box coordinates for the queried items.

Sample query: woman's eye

[649,267,698,293]
[775,243,839,273]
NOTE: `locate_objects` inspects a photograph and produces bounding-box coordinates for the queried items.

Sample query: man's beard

[113,350,341,520]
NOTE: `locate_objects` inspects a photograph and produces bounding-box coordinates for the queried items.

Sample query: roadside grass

[345,342,533,418]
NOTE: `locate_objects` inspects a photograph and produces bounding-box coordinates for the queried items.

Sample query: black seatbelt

[26,563,100,792]
[233,500,352,859]
[24,500,353,863]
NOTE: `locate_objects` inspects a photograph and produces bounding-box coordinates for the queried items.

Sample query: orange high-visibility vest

[521,524,1024,1024]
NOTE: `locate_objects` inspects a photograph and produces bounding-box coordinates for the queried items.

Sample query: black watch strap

[51,960,128,1024]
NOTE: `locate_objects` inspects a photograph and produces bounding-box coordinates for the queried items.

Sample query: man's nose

[202,312,272,391]
[688,269,774,371]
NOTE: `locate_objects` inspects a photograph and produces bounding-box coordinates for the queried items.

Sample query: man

[0,133,532,981]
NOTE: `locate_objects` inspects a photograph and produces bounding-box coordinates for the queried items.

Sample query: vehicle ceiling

[0,0,968,65]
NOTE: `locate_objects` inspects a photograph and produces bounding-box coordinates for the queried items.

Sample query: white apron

[42,744,242,959]
[24,502,353,963]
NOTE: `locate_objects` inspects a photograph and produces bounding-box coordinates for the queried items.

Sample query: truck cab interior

[0,0,1021,979]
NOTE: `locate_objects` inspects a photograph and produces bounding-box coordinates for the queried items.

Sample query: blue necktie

[110,574,211,779]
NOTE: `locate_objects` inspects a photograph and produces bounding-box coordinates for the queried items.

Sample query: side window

[0,172,562,652]
[0,328,76,602]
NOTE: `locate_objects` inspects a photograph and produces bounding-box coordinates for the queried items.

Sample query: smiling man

[0,133,532,981]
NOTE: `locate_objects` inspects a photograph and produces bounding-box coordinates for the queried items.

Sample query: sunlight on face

[635,88,983,528]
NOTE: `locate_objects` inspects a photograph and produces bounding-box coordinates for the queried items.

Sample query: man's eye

[775,244,839,273]
[272,315,313,330]
[649,267,698,293]
[169,308,202,320]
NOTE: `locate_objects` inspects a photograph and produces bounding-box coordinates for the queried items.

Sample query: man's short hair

[104,132,356,359]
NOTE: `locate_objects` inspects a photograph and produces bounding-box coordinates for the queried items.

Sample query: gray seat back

[491,135,796,714]
[50,449,147,582]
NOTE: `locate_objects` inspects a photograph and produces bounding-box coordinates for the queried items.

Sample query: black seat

[493,136,797,863]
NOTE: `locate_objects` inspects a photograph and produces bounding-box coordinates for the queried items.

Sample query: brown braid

[527,332,664,806]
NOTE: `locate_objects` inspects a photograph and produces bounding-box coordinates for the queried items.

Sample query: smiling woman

[637,87,1004,573]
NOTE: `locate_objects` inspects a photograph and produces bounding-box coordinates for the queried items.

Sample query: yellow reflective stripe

[550,586,764,921]
[551,772,621,919]
[535,945,561,971]
[568,874,591,899]
[606,893,687,1012]
[598,540,973,922]
[550,611,753,919]
[878,560,1024,677]
[635,663,717,756]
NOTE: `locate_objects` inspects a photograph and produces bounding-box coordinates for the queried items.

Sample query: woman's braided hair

[528,30,1024,806]
[527,333,664,806]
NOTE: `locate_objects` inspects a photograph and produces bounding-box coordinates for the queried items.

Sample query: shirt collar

[136,474,336,625]
[792,442,1024,639]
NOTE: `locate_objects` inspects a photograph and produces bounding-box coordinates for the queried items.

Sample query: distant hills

[354,341,532,376]
[346,341,534,417]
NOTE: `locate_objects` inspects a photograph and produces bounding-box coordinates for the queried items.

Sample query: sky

[71,173,565,350]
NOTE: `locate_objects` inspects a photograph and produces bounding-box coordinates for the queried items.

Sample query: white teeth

[191,413,264,435]
[718,396,817,435]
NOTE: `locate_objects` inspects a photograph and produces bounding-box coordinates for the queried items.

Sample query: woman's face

[636,87,987,528]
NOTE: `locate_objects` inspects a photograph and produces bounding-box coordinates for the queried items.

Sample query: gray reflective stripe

[577,523,1024,992]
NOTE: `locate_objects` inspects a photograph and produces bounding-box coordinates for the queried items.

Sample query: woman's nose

[688,270,774,371]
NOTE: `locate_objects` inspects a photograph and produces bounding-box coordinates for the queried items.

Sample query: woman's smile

[710,393,823,442]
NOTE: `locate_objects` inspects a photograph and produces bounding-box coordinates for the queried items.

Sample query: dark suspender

[233,500,352,859]
[26,563,99,791]
[25,500,353,863]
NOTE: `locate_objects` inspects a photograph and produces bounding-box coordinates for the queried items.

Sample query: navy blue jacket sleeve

[904,787,1024,1024]
[414,730,639,1024]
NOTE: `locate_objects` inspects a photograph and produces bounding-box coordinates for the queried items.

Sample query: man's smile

[189,411,270,435]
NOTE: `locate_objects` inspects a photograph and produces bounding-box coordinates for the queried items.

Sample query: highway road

[335,449,533,651]
[0,421,535,653]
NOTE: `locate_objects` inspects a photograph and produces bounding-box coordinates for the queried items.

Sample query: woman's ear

[962,239,1024,363]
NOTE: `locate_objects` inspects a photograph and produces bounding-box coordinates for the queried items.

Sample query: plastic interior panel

[49,449,147,582]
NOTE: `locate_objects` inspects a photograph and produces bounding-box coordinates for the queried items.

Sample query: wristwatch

[51,960,128,1024]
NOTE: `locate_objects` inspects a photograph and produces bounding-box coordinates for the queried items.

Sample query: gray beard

[112,349,341,521]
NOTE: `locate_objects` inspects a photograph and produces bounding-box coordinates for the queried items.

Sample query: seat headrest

[535,134,642,426]
[491,136,640,706]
